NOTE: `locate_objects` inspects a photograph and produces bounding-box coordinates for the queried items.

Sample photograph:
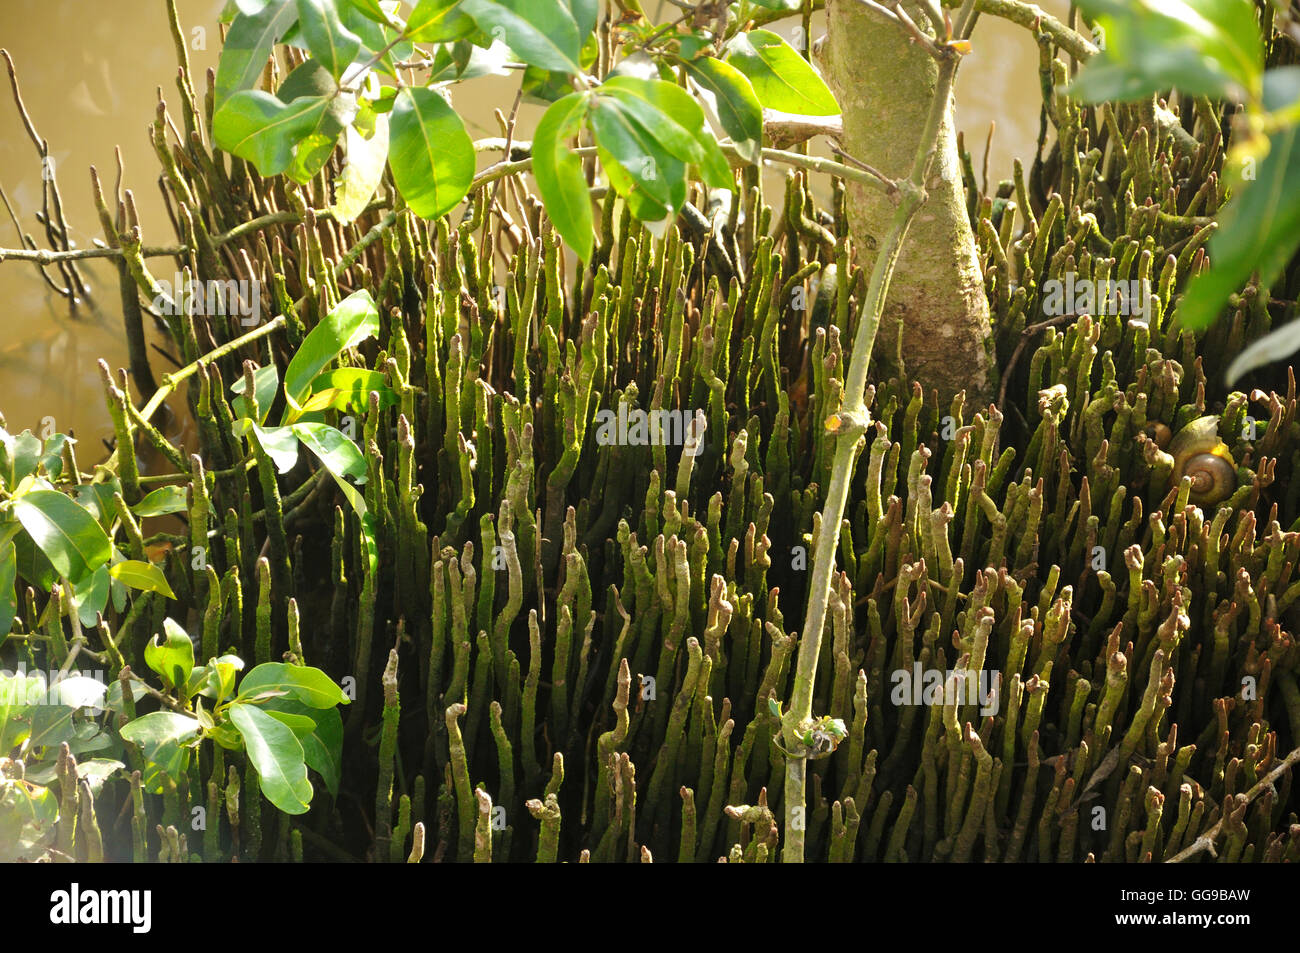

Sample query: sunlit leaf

[725,29,839,116]
[229,702,313,814]
[531,93,593,260]
[388,86,475,220]
[109,559,177,599]
[215,0,300,107]
[458,0,583,75]
[11,490,112,586]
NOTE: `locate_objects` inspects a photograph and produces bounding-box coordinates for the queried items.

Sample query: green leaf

[1071,0,1263,104]
[109,559,177,599]
[295,0,363,78]
[258,695,343,794]
[388,86,475,221]
[284,289,381,412]
[0,779,57,861]
[1177,121,1300,333]
[679,55,763,164]
[588,95,685,214]
[601,77,706,163]
[38,433,69,480]
[290,423,377,572]
[459,0,582,74]
[725,29,839,116]
[229,703,313,814]
[8,430,42,485]
[345,0,390,23]
[565,0,596,40]
[131,485,189,517]
[145,617,196,692]
[73,479,121,529]
[0,539,15,640]
[531,93,593,260]
[277,60,359,136]
[69,562,110,629]
[338,2,412,76]
[298,368,398,413]
[72,758,125,797]
[118,710,201,794]
[244,421,302,473]
[238,661,351,708]
[331,114,390,224]
[214,90,332,176]
[231,362,282,423]
[190,655,245,702]
[11,490,112,586]
[42,675,108,711]
[406,0,476,41]
[601,76,733,190]
[262,708,318,736]
[216,0,300,108]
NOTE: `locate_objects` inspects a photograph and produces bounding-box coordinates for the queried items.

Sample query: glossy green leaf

[11,490,112,586]
[190,654,244,702]
[531,93,593,260]
[1071,0,1263,103]
[679,54,762,163]
[1178,121,1300,334]
[229,703,313,814]
[299,367,398,413]
[118,710,200,794]
[459,0,582,74]
[238,661,351,709]
[69,562,110,629]
[231,362,281,423]
[277,61,359,137]
[243,421,302,473]
[589,96,685,216]
[8,430,42,486]
[388,86,475,221]
[284,289,381,412]
[295,0,363,78]
[73,479,120,529]
[215,0,300,107]
[291,423,377,572]
[345,0,390,23]
[725,29,839,116]
[331,114,390,224]
[214,90,331,176]
[145,618,196,692]
[601,76,732,190]
[38,433,69,480]
[406,0,476,41]
[0,539,14,639]
[109,559,177,599]
[130,484,190,518]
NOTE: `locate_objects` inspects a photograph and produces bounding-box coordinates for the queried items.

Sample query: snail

[1151,415,1237,506]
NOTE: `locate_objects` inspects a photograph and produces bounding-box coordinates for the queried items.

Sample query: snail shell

[1142,421,1173,447]
[1167,416,1236,506]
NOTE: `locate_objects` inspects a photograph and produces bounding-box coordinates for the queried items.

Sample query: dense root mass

[5,28,1300,863]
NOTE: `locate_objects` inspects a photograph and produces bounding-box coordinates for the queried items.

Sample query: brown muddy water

[0,0,1070,464]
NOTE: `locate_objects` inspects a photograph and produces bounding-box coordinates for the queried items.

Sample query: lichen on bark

[820,0,994,405]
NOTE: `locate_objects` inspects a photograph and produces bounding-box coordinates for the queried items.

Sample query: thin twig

[1165,746,1300,862]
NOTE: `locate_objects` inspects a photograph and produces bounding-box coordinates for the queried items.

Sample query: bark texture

[820,0,994,405]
